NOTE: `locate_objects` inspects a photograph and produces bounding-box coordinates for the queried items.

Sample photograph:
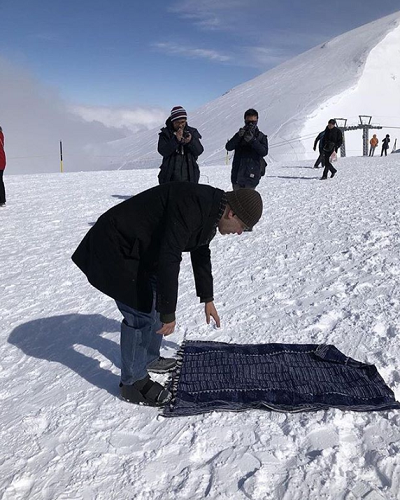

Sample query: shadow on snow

[8,314,121,395]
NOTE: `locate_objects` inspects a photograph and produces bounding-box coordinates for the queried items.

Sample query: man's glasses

[233,213,250,231]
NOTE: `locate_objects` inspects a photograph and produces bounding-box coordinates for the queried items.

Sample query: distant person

[0,126,6,207]
[381,134,390,156]
[313,130,325,168]
[320,119,343,180]
[369,134,379,157]
[226,108,268,190]
[157,106,204,184]
[72,183,263,406]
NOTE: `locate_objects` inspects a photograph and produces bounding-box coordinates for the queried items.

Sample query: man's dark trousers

[314,153,324,168]
[322,151,337,178]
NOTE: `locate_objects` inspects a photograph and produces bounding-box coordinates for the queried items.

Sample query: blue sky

[1,0,400,113]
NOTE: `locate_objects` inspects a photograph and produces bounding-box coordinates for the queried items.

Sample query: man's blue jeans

[116,280,162,385]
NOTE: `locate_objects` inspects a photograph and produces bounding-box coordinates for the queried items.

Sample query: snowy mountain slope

[1,155,400,499]
[302,21,400,159]
[92,11,400,171]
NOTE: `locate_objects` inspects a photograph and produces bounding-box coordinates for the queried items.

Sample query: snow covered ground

[1,154,400,499]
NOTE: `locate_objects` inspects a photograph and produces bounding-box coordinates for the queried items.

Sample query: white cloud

[72,105,167,134]
[153,40,287,69]
[168,0,244,31]
[0,56,155,174]
[153,42,232,62]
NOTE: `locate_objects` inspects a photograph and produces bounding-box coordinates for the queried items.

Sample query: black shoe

[331,169,337,178]
[120,375,172,406]
[320,176,327,180]
[147,356,177,374]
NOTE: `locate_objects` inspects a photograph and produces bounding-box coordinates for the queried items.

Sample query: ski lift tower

[335,115,382,157]
[358,115,383,156]
[360,116,372,156]
[335,118,347,157]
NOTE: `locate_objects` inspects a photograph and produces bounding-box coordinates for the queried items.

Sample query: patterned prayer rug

[163,341,400,417]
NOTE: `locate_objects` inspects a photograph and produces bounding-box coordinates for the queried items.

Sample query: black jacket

[226,127,268,188]
[382,137,390,149]
[72,183,225,323]
[158,118,204,184]
[321,126,343,153]
[314,131,325,153]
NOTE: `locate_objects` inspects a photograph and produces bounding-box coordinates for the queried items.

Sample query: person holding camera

[158,106,204,184]
[225,109,268,190]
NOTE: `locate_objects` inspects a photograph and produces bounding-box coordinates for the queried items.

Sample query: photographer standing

[158,106,204,184]
[226,109,268,190]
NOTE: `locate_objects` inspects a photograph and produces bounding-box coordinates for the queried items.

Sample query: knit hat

[170,106,187,122]
[225,189,263,229]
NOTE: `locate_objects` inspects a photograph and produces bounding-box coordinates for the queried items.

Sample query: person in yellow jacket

[369,134,379,156]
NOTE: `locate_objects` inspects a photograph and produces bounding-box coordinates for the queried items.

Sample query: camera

[245,121,256,131]
[183,131,190,139]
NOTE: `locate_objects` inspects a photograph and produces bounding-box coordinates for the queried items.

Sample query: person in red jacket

[0,126,6,206]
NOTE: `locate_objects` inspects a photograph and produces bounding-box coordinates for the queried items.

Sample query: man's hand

[205,302,220,328]
[243,131,254,142]
[175,128,184,142]
[238,128,246,137]
[157,321,176,336]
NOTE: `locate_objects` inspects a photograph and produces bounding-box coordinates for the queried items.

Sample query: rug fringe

[162,340,186,415]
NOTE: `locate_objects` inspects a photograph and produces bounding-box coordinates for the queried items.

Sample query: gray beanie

[225,189,263,229]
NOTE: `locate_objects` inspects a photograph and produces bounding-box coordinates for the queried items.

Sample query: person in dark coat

[320,119,343,180]
[72,183,263,406]
[0,126,6,207]
[157,106,204,184]
[313,130,325,168]
[226,109,268,190]
[381,134,390,156]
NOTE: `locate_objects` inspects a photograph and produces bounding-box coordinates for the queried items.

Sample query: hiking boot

[120,375,172,406]
[331,170,337,178]
[320,176,327,180]
[147,356,177,374]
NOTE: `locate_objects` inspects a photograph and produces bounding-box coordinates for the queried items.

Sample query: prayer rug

[163,341,400,417]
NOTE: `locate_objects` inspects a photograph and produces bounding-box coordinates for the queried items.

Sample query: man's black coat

[226,127,268,188]
[72,183,225,323]
[158,118,204,184]
[321,126,343,153]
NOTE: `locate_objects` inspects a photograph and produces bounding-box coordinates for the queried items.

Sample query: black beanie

[225,189,263,229]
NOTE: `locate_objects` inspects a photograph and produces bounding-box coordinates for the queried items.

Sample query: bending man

[72,183,263,407]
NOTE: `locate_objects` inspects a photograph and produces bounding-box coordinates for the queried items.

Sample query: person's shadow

[112,195,131,200]
[266,175,316,181]
[8,314,121,395]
